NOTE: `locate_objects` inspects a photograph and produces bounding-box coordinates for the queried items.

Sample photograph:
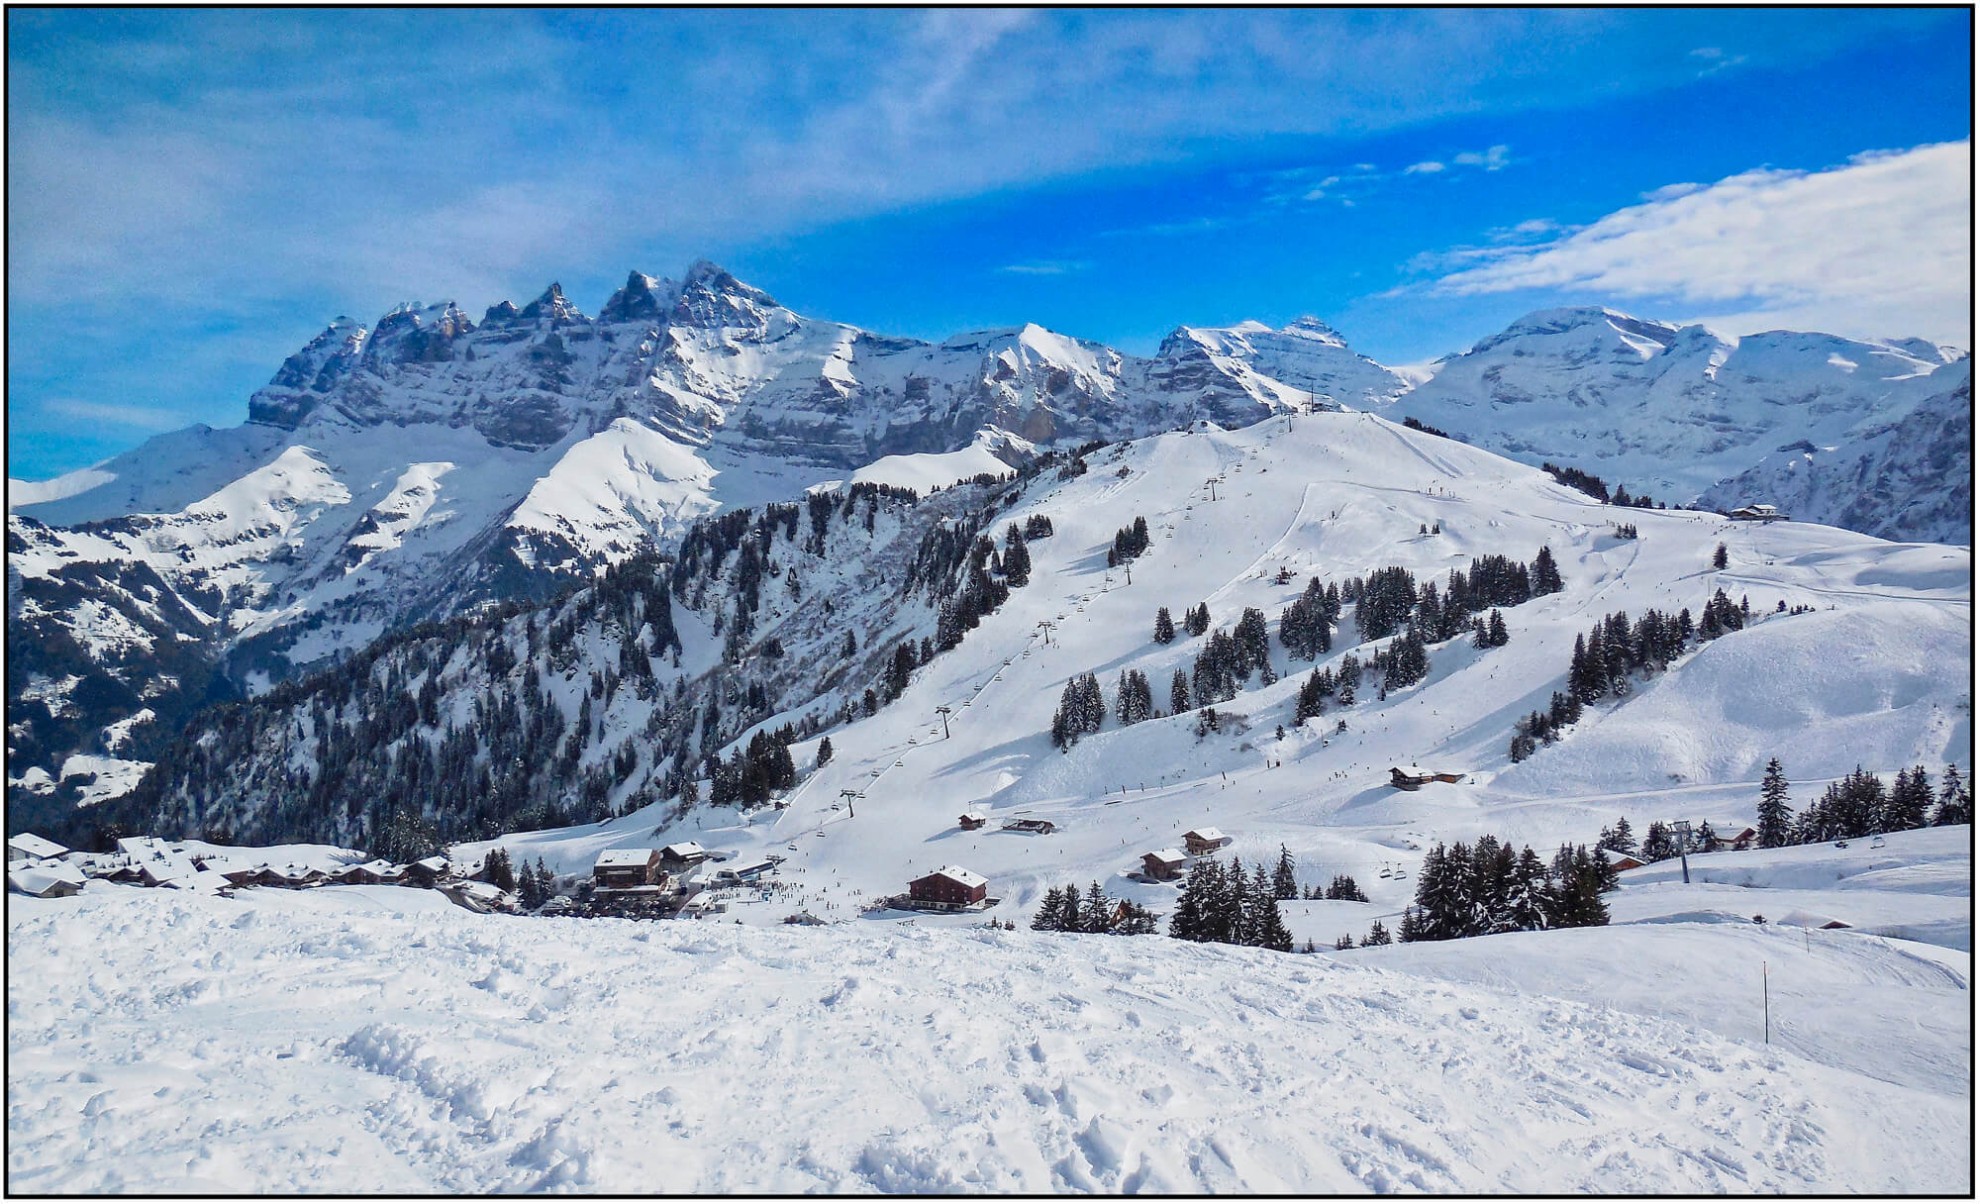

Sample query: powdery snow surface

[7,883,1968,1195]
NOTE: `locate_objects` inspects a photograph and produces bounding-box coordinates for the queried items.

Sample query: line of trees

[1167,856,1295,950]
[1395,835,1614,943]
[1030,881,1158,934]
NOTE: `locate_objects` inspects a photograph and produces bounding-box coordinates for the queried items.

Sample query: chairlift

[1870,836,1886,849]
[1834,840,1849,849]
[1378,864,1393,879]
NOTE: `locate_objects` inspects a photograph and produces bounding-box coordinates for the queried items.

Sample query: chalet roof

[1145,848,1187,864]
[920,865,987,889]
[958,810,987,820]
[1775,909,1851,930]
[8,860,86,896]
[595,848,659,868]
[1183,827,1227,842]
[662,842,707,859]
[7,833,67,861]
[413,856,451,873]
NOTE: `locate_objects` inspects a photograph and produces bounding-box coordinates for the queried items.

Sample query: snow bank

[6,886,1967,1194]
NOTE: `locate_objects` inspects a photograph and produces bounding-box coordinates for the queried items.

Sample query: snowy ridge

[1392,307,1968,534]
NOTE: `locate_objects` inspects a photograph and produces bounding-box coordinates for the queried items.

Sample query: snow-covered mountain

[110,408,1969,865]
[6,266,1386,814]
[1698,361,1972,544]
[1389,307,1969,532]
[9,278,1968,829]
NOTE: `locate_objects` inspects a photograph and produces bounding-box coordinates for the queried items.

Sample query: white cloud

[1451,145,1510,171]
[1431,141,1972,346]
[1405,160,1446,174]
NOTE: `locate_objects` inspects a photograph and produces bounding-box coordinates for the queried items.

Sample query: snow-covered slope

[121,410,1969,913]
[1389,307,1969,537]
[7,875,1966,1193]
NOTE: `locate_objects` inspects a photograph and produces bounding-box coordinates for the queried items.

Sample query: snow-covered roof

[1184,827,1227,842]
[958,810,987,820]
[9,861,86,896]
[1146,848,1187,864]
[7,833,68,861]
[923,865,987,889]
[595,848,658,868]
[662,842,707,859]
[414,856,450,872]
[1775,909,1851,930]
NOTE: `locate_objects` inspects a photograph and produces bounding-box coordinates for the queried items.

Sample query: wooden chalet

[1389,766,1463,791]
[908,865,988,909]
[595,848,664,888]
[7,860,85,898]
[1141,849,1187,881]
[1726,503,1786,522]
[6,833,68,864]
[1600,850,1646,872]
[1182,827,1231,856]
[330,860,403,886]
[958,811,988,831]
[660,841,709,867]
[401,857,452,889]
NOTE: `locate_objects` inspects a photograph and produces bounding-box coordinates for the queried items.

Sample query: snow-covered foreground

[8,883,1968,1194]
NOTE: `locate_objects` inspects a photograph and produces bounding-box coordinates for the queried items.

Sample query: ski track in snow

[6,886,1969,1195]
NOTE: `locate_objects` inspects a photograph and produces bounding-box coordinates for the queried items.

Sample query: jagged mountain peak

[598,270,681,325]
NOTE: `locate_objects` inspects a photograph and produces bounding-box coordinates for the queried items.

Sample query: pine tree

[1883,765,1934,832]
[1488,609,1509,647]
[1336,933,1356,950]
[1153,606,1176,645]
[1751,756,1791,847]
[1032,887,1066,931]
[1597,816,1636,855]
[483,847,516,892]
[1713,543,1729,570]
[1933,765,1973,826]
[1168,860,1215,941]
[1640,821,1677,862]
[1170,668,1191,717]
[816,737,834,769]
[1531,545,1564,595]
[1082,881,1113,934]
[1271,844,1298,900]
[1361,920,1391,946]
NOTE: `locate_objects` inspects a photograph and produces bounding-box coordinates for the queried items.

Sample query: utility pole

[1209,478,1218,502]
[935,705,951,739]
[1763,961,1770,1044]
[1673,819,1693,885]
[1123,561,1131,585]
[840,789,860,818]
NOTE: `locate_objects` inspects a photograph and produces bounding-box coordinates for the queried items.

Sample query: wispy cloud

[44,398,186,430]
[1427,141,1972,346]
[997,260,1089,277]
[1404,161,1446,175]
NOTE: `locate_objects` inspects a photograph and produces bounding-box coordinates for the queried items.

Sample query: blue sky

[7,8,1971,480]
